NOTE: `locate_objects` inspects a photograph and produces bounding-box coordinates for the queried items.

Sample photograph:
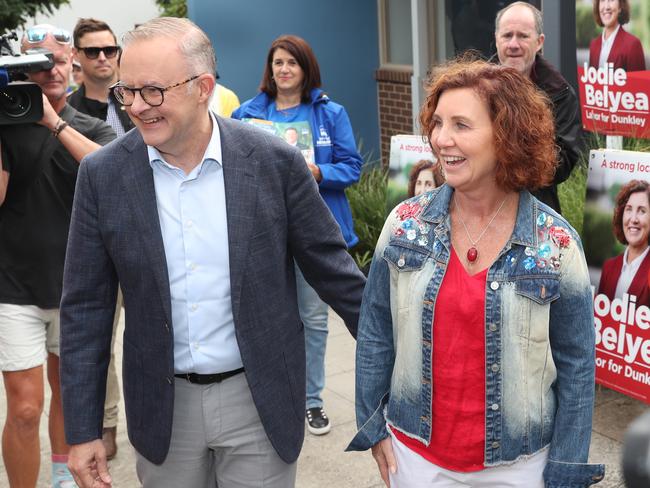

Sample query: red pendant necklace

[454,195,508,264]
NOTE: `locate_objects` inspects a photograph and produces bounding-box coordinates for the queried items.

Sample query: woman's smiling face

[623,190,650,251]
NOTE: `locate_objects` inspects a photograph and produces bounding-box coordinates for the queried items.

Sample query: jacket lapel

[218,118,259,323]
[629,251,650,300]
[120,133,173,325]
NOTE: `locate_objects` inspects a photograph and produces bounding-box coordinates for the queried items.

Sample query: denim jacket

[347,185,605,487]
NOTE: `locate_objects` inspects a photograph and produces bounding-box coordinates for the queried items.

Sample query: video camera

[0,31,54,125]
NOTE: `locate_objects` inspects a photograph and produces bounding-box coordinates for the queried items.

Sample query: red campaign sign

[594,292,650,403]
[577,64,650,139]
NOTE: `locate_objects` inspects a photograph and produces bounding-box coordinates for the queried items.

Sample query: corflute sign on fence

[574,0,649,139]
[578,64,650,139]
[586,149,650,403]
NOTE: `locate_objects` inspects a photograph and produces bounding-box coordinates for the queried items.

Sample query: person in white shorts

[0,24,115,488]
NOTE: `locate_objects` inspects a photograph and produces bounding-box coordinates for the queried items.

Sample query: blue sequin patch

[538,242,552,258]
[523,257,537,270]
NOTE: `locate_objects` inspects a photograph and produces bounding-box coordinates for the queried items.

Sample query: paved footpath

[0,311,645,487]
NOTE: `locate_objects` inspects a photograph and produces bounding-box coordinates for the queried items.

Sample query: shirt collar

[147,111,222,171]
[602,24,620,45]
[622,245,650,271]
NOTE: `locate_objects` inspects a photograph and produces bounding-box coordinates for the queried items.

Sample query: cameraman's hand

[33,94,102,163]
[37,94,60,131]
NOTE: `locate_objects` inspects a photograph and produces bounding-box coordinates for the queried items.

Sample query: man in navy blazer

[60,18,366,488]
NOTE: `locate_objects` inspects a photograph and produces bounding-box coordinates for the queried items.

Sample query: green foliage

[386,179,408,214]
[575,2,600,48]
[156,0,187,18]
[0,0,69,31]
[582,203,618,267]
[558,157,588,235]
[346,160,389,272]
[630,1,650,47]
[583,130,650,154]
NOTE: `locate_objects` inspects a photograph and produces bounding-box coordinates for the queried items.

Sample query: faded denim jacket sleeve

[543,236,605,487]
[347,215,396,450]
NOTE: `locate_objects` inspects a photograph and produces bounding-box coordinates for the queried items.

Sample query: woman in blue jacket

[233,34,363,436]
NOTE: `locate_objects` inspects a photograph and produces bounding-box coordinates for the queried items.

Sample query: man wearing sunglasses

[60,17,365,488]
[0,24,115,488]
[69,18,134,139]
[68,17,132,464]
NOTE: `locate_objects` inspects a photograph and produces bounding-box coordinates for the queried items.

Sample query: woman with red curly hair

[348,57,604,487]
[598,180,650,304]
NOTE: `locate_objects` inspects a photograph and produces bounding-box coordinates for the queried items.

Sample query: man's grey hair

[495,1,543,37]
[122,17,216,76]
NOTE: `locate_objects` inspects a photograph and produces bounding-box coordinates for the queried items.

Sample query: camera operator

[0,24,114,488]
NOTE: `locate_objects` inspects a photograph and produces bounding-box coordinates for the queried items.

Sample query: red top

[392,248,487,471]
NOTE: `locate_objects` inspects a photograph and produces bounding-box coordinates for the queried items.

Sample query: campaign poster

[584,149,650,403]
[387,134,441,210]
[241,118,314,164]
[575,0,650,138]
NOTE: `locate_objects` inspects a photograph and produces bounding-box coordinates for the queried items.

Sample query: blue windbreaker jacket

[232,88,363,247]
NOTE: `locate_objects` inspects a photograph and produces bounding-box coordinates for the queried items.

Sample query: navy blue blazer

[59,116,366,464]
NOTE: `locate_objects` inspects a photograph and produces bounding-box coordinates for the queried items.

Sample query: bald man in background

[495,1,583,213]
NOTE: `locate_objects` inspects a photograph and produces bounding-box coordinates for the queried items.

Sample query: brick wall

[375,68,413,166]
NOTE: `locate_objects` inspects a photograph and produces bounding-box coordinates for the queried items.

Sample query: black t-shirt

[0,104,115,308]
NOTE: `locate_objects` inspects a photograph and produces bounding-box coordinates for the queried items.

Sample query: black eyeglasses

[77,46,121,59]
[111,75,200,107]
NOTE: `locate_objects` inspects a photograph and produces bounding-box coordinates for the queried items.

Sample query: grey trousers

[135,372,297,488]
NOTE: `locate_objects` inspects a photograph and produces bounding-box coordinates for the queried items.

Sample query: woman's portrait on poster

[598,179,650,305]
[407,160,445,198]
[589,0,646,71]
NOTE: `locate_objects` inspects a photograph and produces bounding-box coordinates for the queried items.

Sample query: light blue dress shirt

[147,114,242,374]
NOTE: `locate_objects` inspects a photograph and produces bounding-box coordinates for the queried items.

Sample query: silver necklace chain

[454,195,508,248]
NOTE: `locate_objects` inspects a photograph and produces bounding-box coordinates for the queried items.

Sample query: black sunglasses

[77,46,121,59]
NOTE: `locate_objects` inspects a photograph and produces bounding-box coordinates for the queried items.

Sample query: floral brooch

[392,195,432,247]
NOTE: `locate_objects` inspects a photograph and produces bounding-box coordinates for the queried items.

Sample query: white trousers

[388,428,547,487]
